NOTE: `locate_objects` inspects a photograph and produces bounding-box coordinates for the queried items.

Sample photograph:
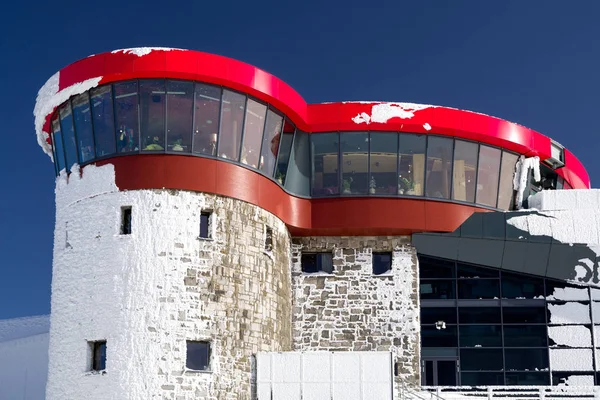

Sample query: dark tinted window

[452,140,478,203]
[457,263,499,279]
[186,341,211,371]
[420,280,456,300]
[505,372,549,386]
[341,132,368,194]
[461,372,504,385]
[166,80,193,153]
[91,341,107,371]
[458,279,500,299]
[139,80,165,151]
[90,85,116,157]
[192,83,221,156]
[240,99,267,168]
[260,110,284,176]
[420,257,455,279]
[301,253,333,274]
[218,90,245,161]
[504,325,547,347]
[59,104,78,171]
[370,132,398,195]
[421,307,457,324]
[398,134,426,196]
[52,117,65,173]
[114,81,140,153]
[502,272,544,299]
[72,93,95,164]
[373,252,392,275]
[497,152,518,210]
[458,307,501,324]
[274,130,293,184]
[312,133,339,196]
[505,349,548,370]
[460,349,503,371]
[502,307,546,324]
[459,325,502,347]
[285,129,310,196]
[426,136,453,199]
[199,211,211,239]
[421,325,458,347]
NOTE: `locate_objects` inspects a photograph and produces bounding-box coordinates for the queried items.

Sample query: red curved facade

[43,48,590,236]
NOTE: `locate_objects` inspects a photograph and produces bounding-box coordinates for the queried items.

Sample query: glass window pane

[504,325,547,347]
[59,104,78,171]
[506,372,550,385]
[139,80,164,151]
[460,325,502,347]
[426,136,453,199]
[421,307,457,324]
[501,272,544,299]
[421,325,458,347]
[461,372,504,385]
[193,84,221,156]
[502,306,546,324]
[420,256,456,279]
[285,130,310,196]
[369,132,398,195]
[114,81,140,153]
[505,349,548,371]
[457,263,499,279]
[259,110,284,176]
[218,90,245,161]
[312,133,339,196]
[274,130,293,185]
[476,145,501,206]
[452,140,478,202]
[458,307,501,324]
[52,117,66,173]
[90,86,116,157]
[460,349,503,371]
[373,252,392,275]
[458,279,499,299]
[72,93,94,164]
[239,99,266,168]
[420,280,456,300]
[497,152,518,209]
[166,80,193,153]
[341,132,368,194]
[398,134,425,195]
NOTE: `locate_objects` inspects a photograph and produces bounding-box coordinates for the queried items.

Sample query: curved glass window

[59,104,78,171]
[341,132,368,194]
[370,132,398,195]
[166,80,193,153]
[114,81,140,153]
[193,84,221,156]
[260,110,284,176]
[51,116,65,173]
[139,80,164,151]
[285,129,310,196]
[218,90,245,161]
[426,136,453,199]
[274,124,293,185]
[311,133,339,196]
[72,93,94,164]
[90,86,115,157]
[476,145,501,207]
[452,140,478,203]
[240,99,266,168]
[497,151,518,209]
[399,134,425,196]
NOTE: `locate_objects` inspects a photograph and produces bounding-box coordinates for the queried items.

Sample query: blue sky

[0,0,599,319]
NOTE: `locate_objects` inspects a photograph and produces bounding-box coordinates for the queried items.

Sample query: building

[33,47,599,399]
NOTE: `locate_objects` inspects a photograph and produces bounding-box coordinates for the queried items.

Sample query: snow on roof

[110,47,183,57]
[33,73,102,160]
[351,102,436,124]
[0,315,50,343]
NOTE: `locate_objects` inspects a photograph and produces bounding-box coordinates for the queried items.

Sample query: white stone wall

[47,164,292,400]
[290,237,420,390]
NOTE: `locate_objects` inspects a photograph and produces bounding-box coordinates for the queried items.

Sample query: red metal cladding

[44,46,590,230]
[96,155,487,236]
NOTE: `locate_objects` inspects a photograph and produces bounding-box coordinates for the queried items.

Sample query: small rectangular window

[186,340,211,371]
[301,253,333,274]
[90,340,106,371]
[199,211,212,239]
[265,226,273,252]
[120,206,132,235]
[373,252,392,275]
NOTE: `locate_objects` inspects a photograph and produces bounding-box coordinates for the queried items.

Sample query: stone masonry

[290,236,421,390]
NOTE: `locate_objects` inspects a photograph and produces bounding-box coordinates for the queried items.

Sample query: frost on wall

[550,349,593,371]
[48,163,292,400]
[290,236,420,392]
[548,325,592,347]
[547,302,591,325]
[34,73,102,159]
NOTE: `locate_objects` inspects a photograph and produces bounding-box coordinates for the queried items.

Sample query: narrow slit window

[90,340,107,371]
[120,207,132,235]
[265,226,273,252]
[186,340,211,371]
[301,252,334,274]
[373,252,392,275]
[200,211,212,239]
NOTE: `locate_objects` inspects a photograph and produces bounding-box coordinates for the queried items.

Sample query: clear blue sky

[0,0,599,319]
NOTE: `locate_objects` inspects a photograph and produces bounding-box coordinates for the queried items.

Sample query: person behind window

[144,136,164,151]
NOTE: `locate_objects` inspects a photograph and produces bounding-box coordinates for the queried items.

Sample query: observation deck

[34,47,590,236]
